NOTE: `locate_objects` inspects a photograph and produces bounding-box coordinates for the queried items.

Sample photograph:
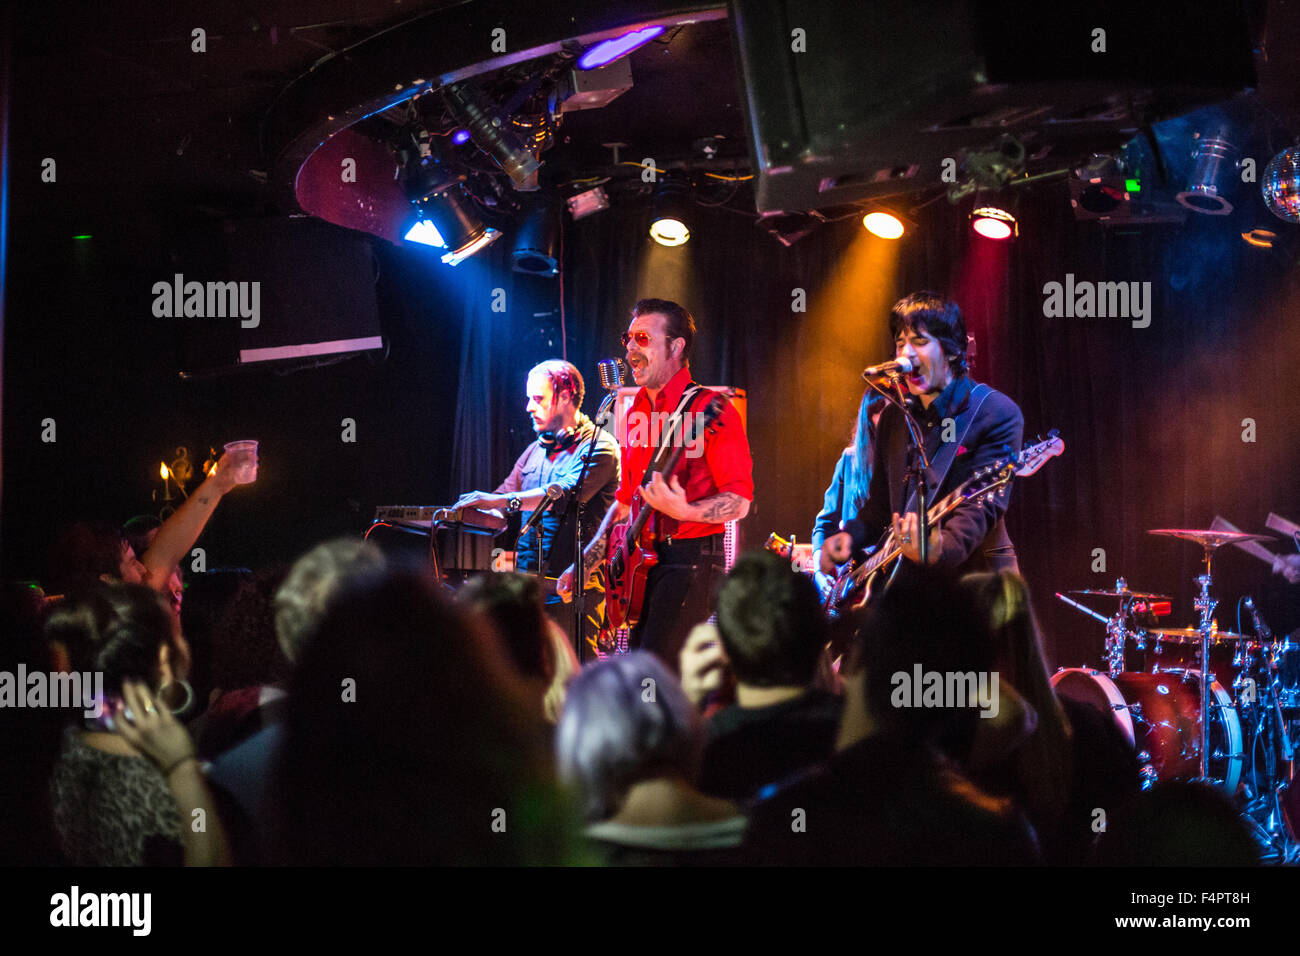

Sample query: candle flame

[160,462,170,480]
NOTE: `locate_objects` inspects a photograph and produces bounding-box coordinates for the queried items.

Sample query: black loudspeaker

[170,217,382,377]
[730,0,1259,212]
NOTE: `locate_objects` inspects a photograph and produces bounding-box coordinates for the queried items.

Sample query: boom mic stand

[568,366,622,663]
[863,369,933,569]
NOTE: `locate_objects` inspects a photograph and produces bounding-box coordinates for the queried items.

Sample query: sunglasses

[622,330,684,349]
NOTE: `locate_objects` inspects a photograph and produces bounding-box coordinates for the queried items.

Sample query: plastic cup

[222,440,259,484]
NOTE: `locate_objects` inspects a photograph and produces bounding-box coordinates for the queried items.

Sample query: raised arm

[141,448,244,590]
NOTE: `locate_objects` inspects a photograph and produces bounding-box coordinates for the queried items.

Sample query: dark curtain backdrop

[551,183,1300,669]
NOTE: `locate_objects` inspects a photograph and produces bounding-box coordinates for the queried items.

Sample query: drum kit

[1053,527,1300,862]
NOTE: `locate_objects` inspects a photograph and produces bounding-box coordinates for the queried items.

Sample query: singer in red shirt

[558,299,753,670]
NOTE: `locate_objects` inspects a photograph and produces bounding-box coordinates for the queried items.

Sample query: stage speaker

[171,217,383,377]
[730,0,1258,212]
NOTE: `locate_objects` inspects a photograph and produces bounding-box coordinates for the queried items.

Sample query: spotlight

[443,83,541,189]
[1262,144,1300,224]
[408,186,502,265]
[451,129,471,146]
[1241,228,1277,248]
[970,194,1017,240]
[1176,131,1238,216]
[577,26,665,70]
[862,211,905,239]
[513,201,560,276]
[648,181,692,247]
[404,219,447,247]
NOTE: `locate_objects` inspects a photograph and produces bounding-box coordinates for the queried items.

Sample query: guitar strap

[642,384,703,484]
[901,383,992,515]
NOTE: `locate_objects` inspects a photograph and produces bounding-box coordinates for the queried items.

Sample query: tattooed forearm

[690,492,750,523]
[585,534,608,565]
[583,500,628,564]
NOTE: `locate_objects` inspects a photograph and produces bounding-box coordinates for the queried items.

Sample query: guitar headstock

[1014,431,1065,476]
[765,531,795,560]
[955,432,1065,506]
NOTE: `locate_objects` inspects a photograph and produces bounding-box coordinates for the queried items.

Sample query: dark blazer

[851,375,1023,574]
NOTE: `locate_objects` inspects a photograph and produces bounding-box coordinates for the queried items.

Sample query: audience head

[961,571,1062,721]
[274,569,565,865]
[715,551,827,688]
[556,651,702,823]
[44,584,177,698]
[854,567,994,755]
[121,515,162,564]
[49,521,144,594]
[273,538,387,665]
[457,572,554,684]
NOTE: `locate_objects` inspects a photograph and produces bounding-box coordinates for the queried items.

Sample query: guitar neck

[860,486,970,575]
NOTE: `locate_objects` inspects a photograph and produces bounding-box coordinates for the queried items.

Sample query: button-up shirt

[496,415,620,576]
[616,366,753,540]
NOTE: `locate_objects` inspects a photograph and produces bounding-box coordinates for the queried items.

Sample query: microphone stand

[567,397,616,664]
[864,371,933,567]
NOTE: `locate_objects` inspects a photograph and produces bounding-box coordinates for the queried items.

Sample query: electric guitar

[605,391,732,630]
[823,432,1065,618]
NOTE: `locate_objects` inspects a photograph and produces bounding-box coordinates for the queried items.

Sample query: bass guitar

[823,432,1064,618]
[605,391,732,630]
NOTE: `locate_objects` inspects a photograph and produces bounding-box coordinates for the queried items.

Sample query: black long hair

[845,389,885,511]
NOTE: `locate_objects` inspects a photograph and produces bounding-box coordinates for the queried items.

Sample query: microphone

[519,483,565,538]
[598,358,625,392]
[1244,597,1273,642]
[861,356,916,380]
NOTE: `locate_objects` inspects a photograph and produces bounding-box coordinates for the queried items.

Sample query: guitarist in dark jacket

[558,299,753,670]
[822,292,1023,579]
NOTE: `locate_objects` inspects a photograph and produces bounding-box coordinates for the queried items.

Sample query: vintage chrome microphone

[594,357,625,426]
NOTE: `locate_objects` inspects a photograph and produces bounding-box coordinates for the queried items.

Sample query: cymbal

[1148,528,1275,548]
[1069,588,1172,600]
[1146,627,1245,643]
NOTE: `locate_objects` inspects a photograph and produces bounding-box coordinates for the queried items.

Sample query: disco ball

[1262,146,1300,223]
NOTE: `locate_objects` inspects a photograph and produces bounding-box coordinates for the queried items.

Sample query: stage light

[649,181,692,247]
[407,187,502,264]
[513,201,559,276]
[1176,131,1238,215]
[451,129,471,145]
[577,26,665,70]
[1241,228,1277,248]
[863,211,905,239]
[971,206,1016,240]
[1262,144,1300,224]
[443,83,540,189]
[404,219,447,247]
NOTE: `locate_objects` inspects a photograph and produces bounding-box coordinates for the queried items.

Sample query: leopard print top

[50,727,184,866]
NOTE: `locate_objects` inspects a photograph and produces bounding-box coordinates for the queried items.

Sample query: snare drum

[1124,627,1244,686]
[1051,667,1242,793]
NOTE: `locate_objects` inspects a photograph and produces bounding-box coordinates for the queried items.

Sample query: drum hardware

[1148,528,1272,782]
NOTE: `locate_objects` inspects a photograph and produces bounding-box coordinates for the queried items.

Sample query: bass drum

[1051,668,1242,793]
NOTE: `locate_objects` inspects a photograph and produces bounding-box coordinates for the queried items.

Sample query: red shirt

[616,366,754,539]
